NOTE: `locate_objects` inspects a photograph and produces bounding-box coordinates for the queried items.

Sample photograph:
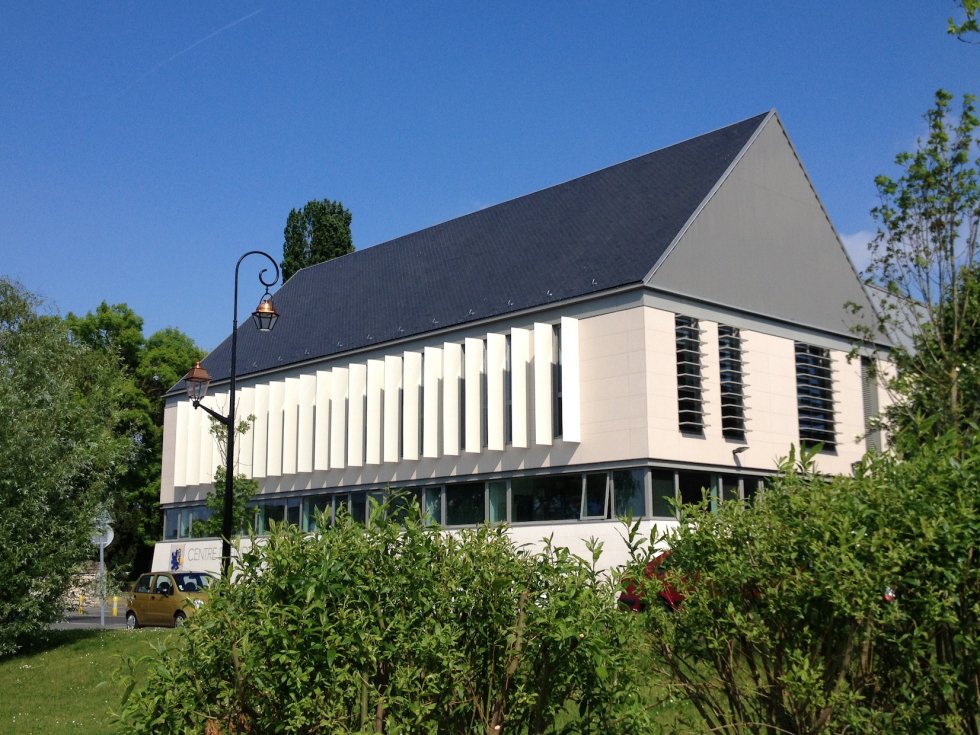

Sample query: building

[153,110,890,573]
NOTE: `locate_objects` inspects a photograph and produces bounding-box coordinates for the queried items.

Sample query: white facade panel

[196,407,214,486]
[237,386,256,476]
[251,383,269,478]
[402,352,422,461]
[366,359,384,465]
[533,322,553,446]
[831,349,866,471]
[560,317,581,443]
[160,402,178,503]
[383,355,402,463]
[347,363,367,467]
[313,370,332,471]
[266,380,285,477]
[578,307,649,464]
[486,333,506,451]
[282,378,300,475]
[510,328,530,448]
[183,397,202,487]
[464,338,484,454]
[733,330,798,469]
[442,342,462,456]
[297,375,316,474]
[174,400,190,487]
[423,346,442,458]
[200,391,227,485]
[330,367,349,469]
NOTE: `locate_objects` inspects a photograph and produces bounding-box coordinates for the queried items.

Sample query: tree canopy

[858,89,980,453]
[949,0,979,40]
[66,304,203,574]
[280,198,354,281]
[0,280,130,655]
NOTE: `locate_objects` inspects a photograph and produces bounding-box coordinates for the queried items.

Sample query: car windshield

[172,572,216,593]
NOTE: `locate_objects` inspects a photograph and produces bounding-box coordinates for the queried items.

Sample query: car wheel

[173,611,187,628]
[126,611,139,630]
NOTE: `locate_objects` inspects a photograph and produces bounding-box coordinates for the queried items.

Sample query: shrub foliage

[120,503,653,734]
[630,440,979,735]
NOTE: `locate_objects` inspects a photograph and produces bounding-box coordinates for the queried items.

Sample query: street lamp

[182,250,281,575]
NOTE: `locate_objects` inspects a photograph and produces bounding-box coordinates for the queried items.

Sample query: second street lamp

[183,250,281,575]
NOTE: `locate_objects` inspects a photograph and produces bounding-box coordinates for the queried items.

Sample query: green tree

[949,0,979,40]
[857,90,980,453]
[281,198,354,281]
[66,305,203,573]
[0,280,129,656]
[137,327,205,417]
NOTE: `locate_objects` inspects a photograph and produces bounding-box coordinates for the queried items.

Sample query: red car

[618,550,685,612]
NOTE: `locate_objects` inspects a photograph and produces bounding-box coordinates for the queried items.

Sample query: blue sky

[1,2,977,351]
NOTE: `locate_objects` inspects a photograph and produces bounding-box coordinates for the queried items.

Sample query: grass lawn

[0,628,172,735]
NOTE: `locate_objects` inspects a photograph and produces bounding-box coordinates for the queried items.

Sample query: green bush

[120,501,654,734]
[630,439,979,735]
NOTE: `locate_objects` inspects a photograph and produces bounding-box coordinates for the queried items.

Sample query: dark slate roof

[191,111,768,387]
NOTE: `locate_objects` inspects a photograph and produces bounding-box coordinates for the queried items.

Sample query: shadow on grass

[5,628,105,660]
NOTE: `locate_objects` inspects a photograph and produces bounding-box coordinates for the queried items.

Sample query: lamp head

[251,291,279,332]
[183,361,211,402]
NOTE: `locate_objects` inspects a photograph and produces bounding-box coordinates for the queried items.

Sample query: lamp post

[183,250,280,575]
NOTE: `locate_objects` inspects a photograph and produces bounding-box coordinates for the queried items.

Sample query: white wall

[162,308,876,505]
[152,518,672,577]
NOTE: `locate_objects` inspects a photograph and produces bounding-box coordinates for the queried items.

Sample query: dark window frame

[718,325,746,439]
[795,342,836,451]
[675,316,704,433]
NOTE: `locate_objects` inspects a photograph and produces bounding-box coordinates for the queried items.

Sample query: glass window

[795,342,836,451]
[178,509,192,539]
[263,503,285,532]
[304,496,332,531]
[350,492,367,524]
[285,499,301,527]
[174,572,215,592]
[488,481,508,523]
[152,574,172,594]
[743,476,764,503]
[135,574,152,594]
[163,509,179,540]
[718,325,746,439]
[719,475,740,503]
[512,474,580,523]
[366,491,385,523]
[582,473,609,519]
[423,486,442,525]
[678,471,712,506]
[388,489,422,524]
[446,482,485,526]
[613,469,646,518]
[651,469,676,518]
[675,315,704,433]
[188,506,214,538]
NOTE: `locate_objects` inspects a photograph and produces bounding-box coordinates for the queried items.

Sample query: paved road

[54,609,127,630]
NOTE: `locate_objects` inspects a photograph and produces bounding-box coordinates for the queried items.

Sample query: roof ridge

[298,110,774,274]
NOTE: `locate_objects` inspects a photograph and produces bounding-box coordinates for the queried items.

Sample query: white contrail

[118,9,263,96]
